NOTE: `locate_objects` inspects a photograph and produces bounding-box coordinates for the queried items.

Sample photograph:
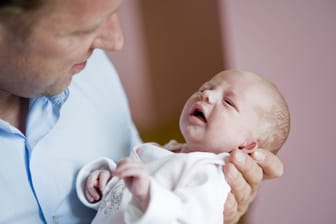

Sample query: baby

[76,69,290,224]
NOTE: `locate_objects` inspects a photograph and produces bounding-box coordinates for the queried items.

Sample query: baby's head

[179,69,290,154]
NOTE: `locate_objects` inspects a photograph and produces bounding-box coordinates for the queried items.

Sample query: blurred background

[107,0,336,223]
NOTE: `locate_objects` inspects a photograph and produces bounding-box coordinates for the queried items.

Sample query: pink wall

[219,0,336,223]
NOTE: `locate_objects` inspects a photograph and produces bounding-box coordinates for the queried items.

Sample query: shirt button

[52,216,59,224]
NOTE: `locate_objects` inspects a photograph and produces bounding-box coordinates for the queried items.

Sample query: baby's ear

[238,141,258,153]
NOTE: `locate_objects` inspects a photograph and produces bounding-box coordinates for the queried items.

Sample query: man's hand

[223,148,284,224]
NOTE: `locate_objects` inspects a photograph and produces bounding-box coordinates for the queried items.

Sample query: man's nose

[91,14,124,51]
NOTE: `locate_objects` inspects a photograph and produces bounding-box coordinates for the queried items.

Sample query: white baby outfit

[76,143,231,224]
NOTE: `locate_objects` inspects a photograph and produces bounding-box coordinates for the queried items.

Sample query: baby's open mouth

[191,107,207,123]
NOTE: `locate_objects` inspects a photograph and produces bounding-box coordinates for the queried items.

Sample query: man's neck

[0,91,29,133]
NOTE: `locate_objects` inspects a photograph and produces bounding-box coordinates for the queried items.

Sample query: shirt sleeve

[76,157,117,210]
[124,155,230,224]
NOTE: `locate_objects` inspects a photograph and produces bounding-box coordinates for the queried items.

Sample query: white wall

[219,0,336,223]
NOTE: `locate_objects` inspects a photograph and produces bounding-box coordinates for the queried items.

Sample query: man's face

[179,71,271,153]
[0,0,124,97]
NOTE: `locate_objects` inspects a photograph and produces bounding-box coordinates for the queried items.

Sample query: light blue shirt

[0,50,141,224]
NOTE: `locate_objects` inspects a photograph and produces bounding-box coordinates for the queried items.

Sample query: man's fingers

[224,163,251,213]
[251,148,284,179]
[230,150,263,189]
[223,193,239,224]
[223,149,264,222]
[222,149,284,223]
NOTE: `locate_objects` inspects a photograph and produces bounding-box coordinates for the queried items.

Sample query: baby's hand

[113,158,150,211]
[163,139,186,153]
[85,169,112,203]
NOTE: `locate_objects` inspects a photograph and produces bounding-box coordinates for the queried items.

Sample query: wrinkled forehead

[47,0,123,17]
[13,0,124,35]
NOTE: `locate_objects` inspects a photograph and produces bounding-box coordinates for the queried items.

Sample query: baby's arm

[113,158,150,211]
[85,169,112,203]
[122,155,229,224]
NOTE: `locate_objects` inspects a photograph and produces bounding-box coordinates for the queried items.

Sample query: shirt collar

[0,88,70,135]
[44,88,70,109]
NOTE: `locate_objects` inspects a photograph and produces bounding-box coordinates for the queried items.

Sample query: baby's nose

[202,90,218,104]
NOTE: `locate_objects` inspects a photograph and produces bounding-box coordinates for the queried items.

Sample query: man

[0,0,283,223]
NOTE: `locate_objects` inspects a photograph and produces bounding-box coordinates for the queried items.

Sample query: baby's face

[179,70,273,153]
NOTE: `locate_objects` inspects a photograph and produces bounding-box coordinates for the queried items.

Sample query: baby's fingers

[85,169,111,202]
[113,158,145,178]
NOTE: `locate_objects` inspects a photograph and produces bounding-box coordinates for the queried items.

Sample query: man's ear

[238,141,258,153]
